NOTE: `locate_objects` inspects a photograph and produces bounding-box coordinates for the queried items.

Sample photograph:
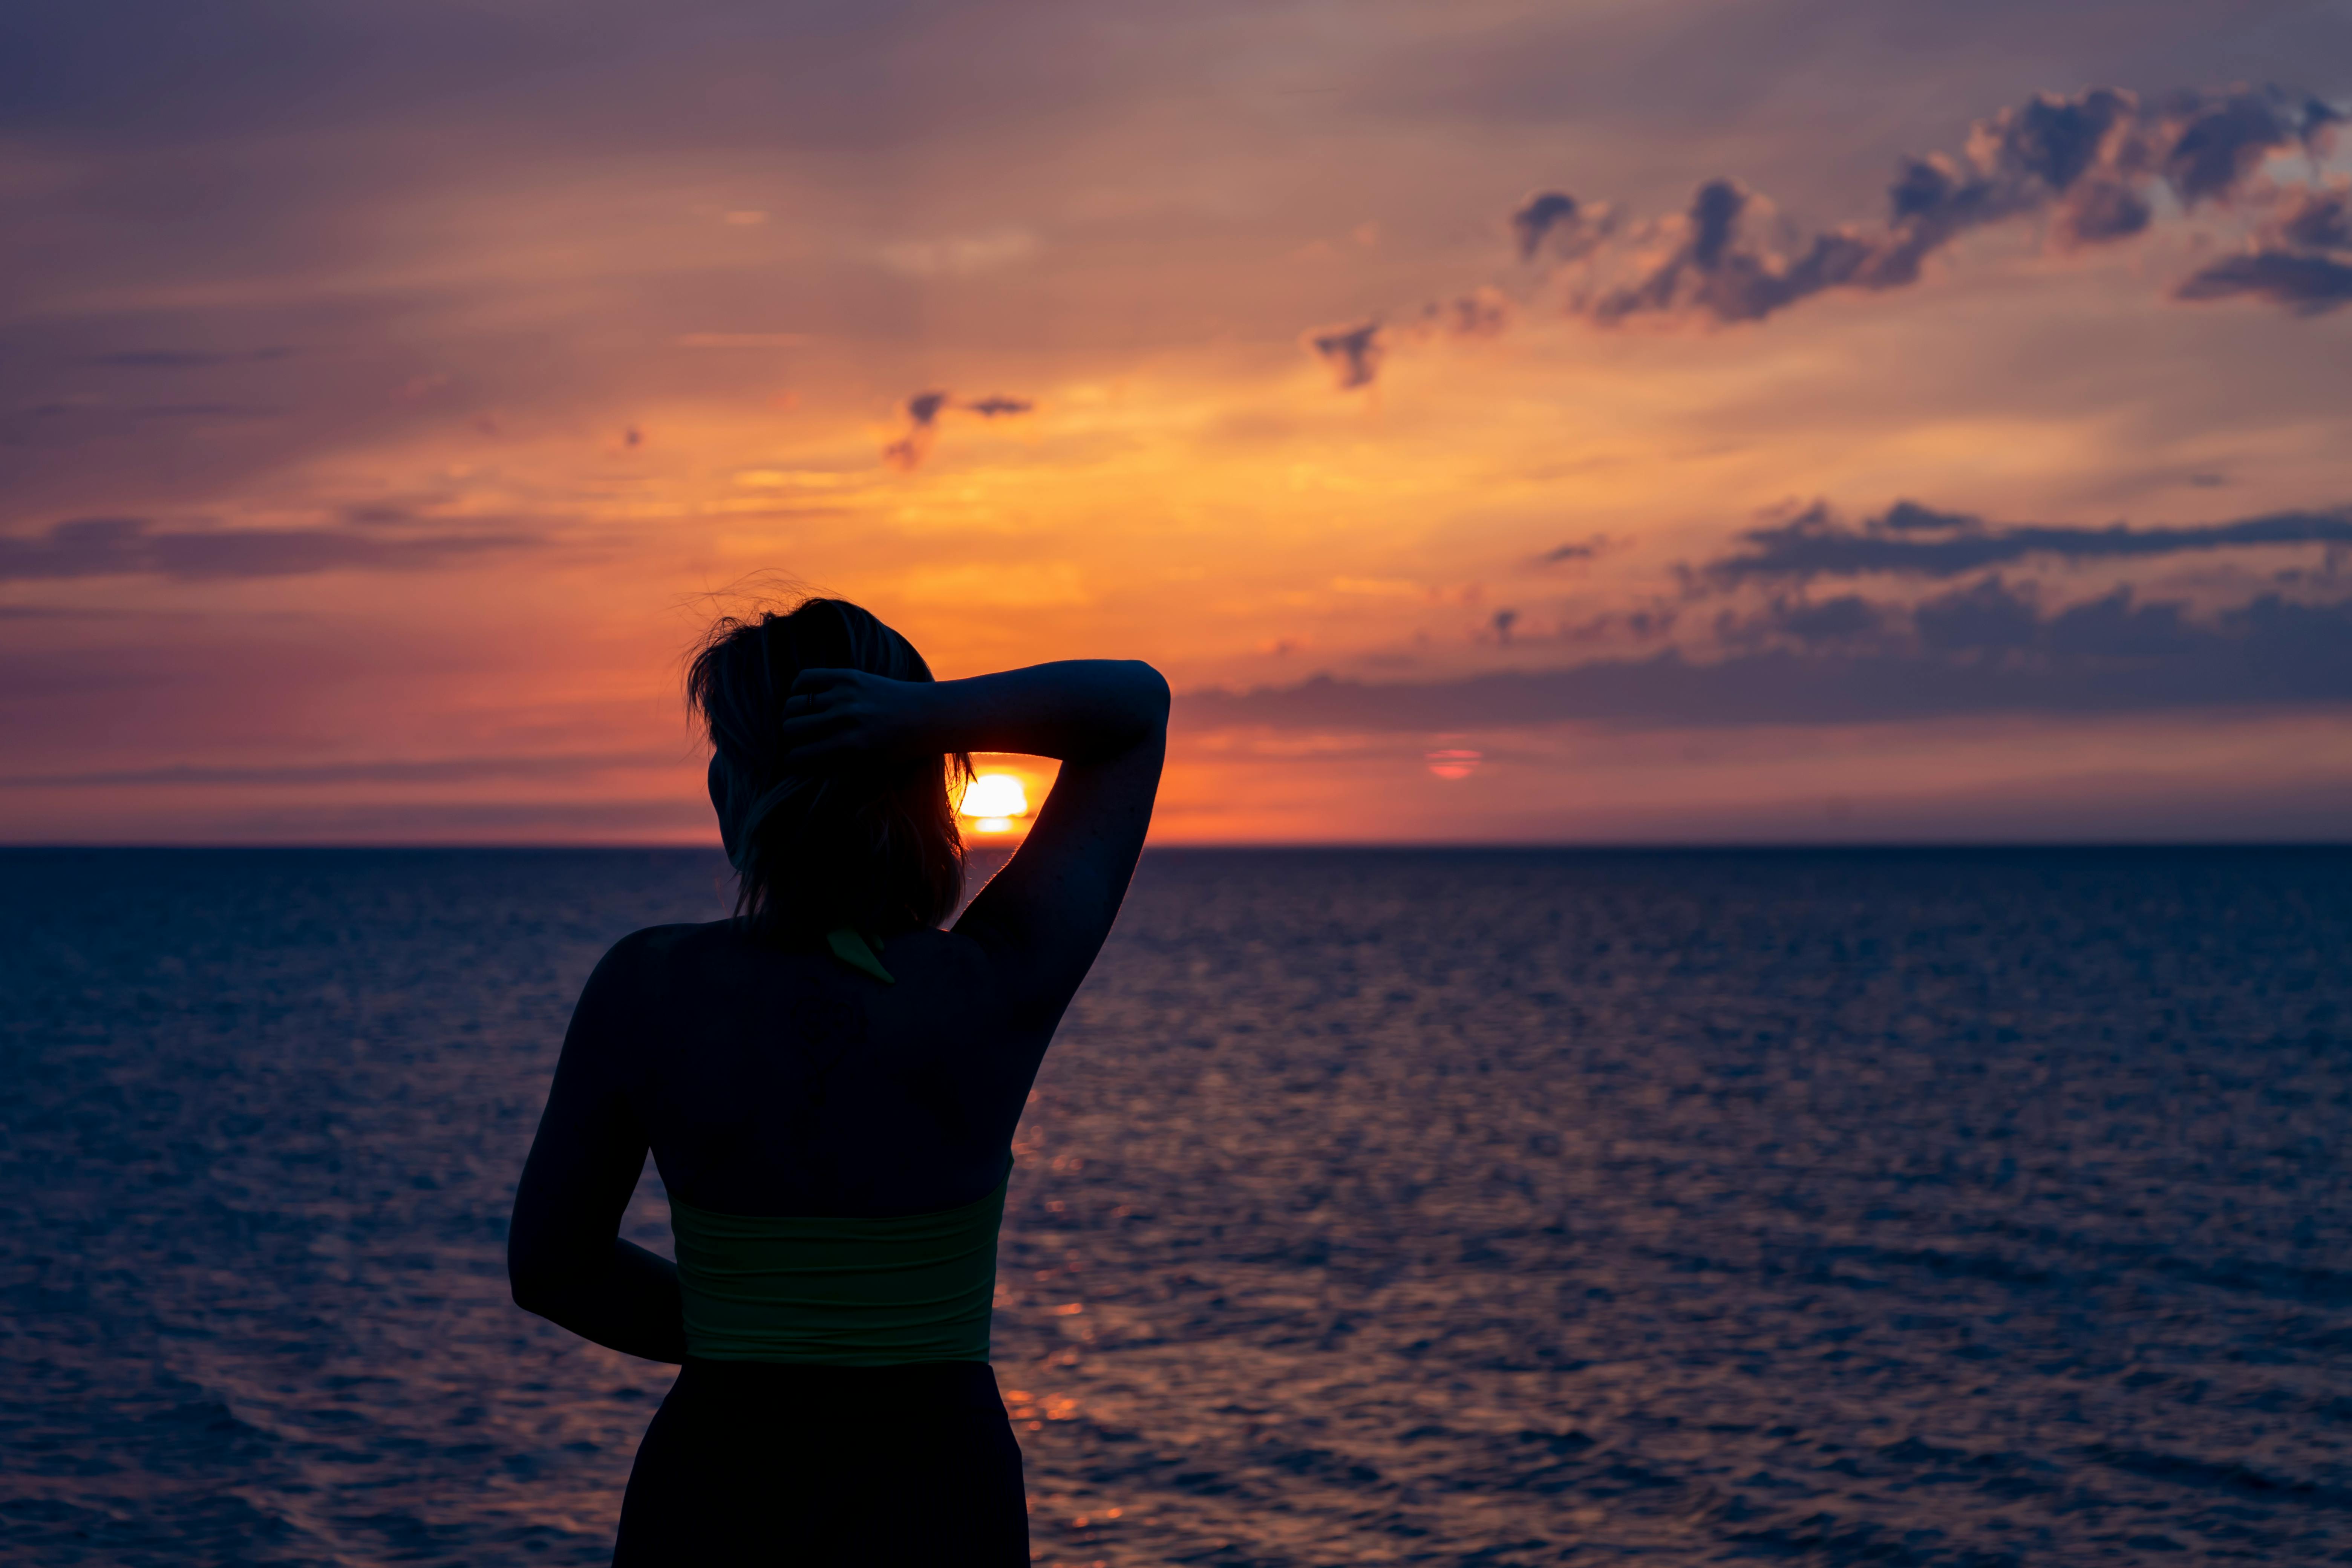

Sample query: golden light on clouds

[2,13,2347,844]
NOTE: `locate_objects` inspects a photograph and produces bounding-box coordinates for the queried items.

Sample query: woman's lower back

[612,1359,1028,1566]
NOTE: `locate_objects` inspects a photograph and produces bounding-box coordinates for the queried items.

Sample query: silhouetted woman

[507,598,1167,1565]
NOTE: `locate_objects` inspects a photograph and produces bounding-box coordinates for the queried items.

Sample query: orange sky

[3,1,2350,844]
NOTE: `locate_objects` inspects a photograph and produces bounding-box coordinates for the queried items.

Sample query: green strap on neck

[825,927,894,985]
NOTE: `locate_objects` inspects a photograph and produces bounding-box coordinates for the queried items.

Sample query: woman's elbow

[506,1236,575,1317]
[1124,661,1172,725]
[508,1260,556,1316]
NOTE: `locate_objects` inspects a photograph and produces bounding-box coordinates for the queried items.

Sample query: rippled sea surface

[5,846,2351,1566]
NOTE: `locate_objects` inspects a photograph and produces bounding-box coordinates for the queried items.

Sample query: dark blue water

[3,847,2349,1566]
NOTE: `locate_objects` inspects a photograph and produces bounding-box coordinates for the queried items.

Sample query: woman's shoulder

[879,922,995,975]
[585,920,746,991]
[592,919,1006,1006]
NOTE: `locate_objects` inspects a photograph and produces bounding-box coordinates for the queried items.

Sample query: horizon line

[2,839,2348,854]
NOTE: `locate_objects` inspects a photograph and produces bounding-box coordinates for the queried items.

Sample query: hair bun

[689,597,972,939]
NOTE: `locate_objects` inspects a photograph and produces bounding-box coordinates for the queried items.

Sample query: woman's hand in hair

[778,667,940,764]
[784,657,1168,772]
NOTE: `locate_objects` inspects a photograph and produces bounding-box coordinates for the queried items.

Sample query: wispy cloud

[2176,181,2352,313]
[1509,191,1610,262]
[1584,85,2341,327]
[202,799,715,841]
[1305,290,1515,390]
[880,389,1034,469]
[2178,251,2352,312]
[1305,320,1383,389]
[1315,83,2346,384]
[876,228,1039,278]
[1185,590,2352,730]
[882,390,951,470]
[87,348,294,368]
[1699,500,2352,582]
[0,751,684,789]
[0,516,543,582]
[13,401,282,424]
[1539,535,1609,566]
[672,332,810,348]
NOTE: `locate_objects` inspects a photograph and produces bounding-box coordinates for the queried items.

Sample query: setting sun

[959,773,1030,834]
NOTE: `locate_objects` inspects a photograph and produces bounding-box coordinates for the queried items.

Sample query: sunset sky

[5,0,2350,844]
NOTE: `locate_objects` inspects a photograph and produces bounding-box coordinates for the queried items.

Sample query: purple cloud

[1700,499,2352,583]
[881,389,1035,468]
[1305,320,1384,390]
[1314,83,2345,386]
[2176,181,2352,314]
[1510,191,1608,262]
[1590,86,2341,328]
[1183,587,2352,730]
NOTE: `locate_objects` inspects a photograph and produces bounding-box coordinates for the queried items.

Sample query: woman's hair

[687,597,970,940]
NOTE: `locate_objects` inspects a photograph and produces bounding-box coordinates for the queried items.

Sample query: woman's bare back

[597,919,1053,1218]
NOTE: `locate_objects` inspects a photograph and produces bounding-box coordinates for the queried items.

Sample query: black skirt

[612,1358,1029,1566]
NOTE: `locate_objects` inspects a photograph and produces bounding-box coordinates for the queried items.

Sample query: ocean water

[3,846,2350,1567]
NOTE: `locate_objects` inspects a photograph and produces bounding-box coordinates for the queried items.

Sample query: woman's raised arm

[779,658,1168,1017]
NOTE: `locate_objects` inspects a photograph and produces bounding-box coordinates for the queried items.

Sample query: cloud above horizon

[1184,586,2352,732]
[2175,181,2352,311]
[1188,488,2352,737]
[87,348,296,369]
[1315,83,2347,385]
[1698,500,2352,583]
[1571,83,2342,329]
[0,750,681,789]
[0,516,542,582]
[880,390,1035,469]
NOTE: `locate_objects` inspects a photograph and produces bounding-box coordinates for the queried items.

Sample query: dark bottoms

[612,1358,1028,1567]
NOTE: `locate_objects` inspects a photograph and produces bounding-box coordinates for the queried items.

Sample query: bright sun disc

[960,774,1029,831]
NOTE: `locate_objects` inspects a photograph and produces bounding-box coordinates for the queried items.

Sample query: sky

[4,0,2350,845]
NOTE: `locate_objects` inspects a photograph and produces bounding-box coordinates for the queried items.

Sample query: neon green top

[825,927,894,984]
[670,1172,1009,1364]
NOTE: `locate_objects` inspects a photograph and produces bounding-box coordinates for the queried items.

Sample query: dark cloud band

[0,750,682,789]
[0,516,541,582]
[87,348,294,369]
[2175,187,2352,312]
[1703,501,2352,582]
[1185,590,2352,731]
